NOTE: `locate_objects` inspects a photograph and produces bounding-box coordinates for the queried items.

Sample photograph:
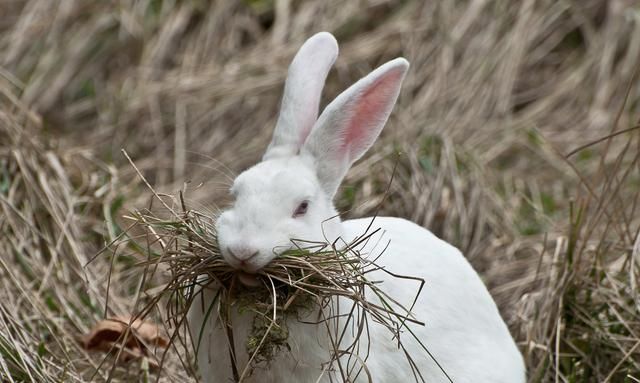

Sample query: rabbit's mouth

[237,271,261,287]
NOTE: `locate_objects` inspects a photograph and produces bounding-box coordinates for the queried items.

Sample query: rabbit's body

[190,217,524,382]
[190,32,525,382]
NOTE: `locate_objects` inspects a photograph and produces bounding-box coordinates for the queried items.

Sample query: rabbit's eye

[293,201,309,218]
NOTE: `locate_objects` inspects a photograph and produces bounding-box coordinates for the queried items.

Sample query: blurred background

[1,0,639,381]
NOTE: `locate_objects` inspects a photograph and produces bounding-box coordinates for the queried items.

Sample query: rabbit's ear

[301,58,409,197]
[263,32,338,160]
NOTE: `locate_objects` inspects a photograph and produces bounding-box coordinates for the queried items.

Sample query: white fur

[190,32,526,382]
[264,32,338,160]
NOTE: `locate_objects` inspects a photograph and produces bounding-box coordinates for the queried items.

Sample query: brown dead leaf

[81,316,169,365]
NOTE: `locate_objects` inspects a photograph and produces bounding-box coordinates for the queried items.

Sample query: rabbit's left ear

[263,32,338,160]
[301,58,409,198]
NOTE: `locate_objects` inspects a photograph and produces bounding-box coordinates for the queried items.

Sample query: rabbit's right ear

[263,32,338,160]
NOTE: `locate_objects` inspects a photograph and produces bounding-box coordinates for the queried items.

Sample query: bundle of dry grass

[108,170,426,381]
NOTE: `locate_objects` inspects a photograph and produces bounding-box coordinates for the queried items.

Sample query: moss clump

[246,312,290,366]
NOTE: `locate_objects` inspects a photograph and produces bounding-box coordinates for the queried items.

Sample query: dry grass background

[1,0,639,382]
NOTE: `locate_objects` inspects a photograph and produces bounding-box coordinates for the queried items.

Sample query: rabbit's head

[216,32,409,281]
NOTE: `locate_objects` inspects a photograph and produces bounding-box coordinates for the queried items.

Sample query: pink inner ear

[340,70,403,159]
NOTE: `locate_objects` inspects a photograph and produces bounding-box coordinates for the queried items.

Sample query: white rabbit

[189,32,526,383]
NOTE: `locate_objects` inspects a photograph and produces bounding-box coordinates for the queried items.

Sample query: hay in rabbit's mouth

[103,152,429,382]
[120,206,427,380]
